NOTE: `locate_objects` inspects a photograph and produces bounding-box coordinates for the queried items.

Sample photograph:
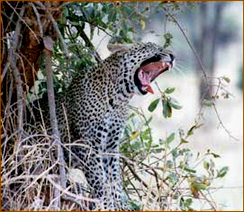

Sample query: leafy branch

[161,6,238,141]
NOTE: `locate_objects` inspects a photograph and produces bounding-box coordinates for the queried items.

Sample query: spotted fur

[32,42,175,210]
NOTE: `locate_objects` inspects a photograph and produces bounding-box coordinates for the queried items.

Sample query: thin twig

[28,2,43,37]
[2,61,10,80]
[6,5,25,135]
[124,160,157,197]
[43,36,67,208]
[62,103,72,167]
[2,174,56,186]
[35,2,69,59]
[46,175,99,203]
[212,103,238,141]
[199,190,217,211]
[23,161,58,193]
[58,2,72,9]
[2,1,20,33]
[5,2,40,43]
[166,11,207,79]
[7,4,25,67]
[79,7,113,38]
[4,77,14,133]
[10,62,23,132]
[76,25,102,63]
[162,8,238,141]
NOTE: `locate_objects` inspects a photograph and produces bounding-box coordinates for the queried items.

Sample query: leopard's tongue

[138,72,154,93]
[138,61,169,94]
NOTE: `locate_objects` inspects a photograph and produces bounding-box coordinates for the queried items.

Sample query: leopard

[30,42,175,210]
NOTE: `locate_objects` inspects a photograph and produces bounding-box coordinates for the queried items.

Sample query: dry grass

[2,101,98,210]
[1,100,224,211]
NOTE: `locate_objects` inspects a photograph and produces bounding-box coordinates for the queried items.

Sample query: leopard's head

[106,42,175,98]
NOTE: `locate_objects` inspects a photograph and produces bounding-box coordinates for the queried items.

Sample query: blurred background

[92,2,243,210]
[1,1,242,210]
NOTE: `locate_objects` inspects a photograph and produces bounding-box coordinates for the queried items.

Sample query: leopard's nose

[169,53,175,62]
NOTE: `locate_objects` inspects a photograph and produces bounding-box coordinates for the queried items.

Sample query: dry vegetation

[1,100,229,210]
[1,2,232,211]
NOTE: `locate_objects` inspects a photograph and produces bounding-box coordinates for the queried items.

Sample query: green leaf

[90,24,95,40]
[165,87,175,94]
[123,180,130,187]
[217,166,229,178]
[127,113,135,120]
[131,141,142,149]
[180,197,193,210]
[152,147,164,153]
[211,152,221,158]
[172,148,178,159]
[184,198,193,208]
[190,184,200,198]
[169,102,182,110]
[192,183,207,190]
[166,160,173,168]
[202,99,214,107]
[140,19,146,30]
[148,98,160,112]
[196,152,200,160]
[180,138,189,145]
[141,129,150,140]
[162,99,172,118]
[166,132,175,144]
[169,97,182,110]
[187,125,196,137]
[130,130,140,141]
[209,159,215,176]
[187,123,203,137]
[163,32,173,49]
[184,167,196,173]
[146,139,153,151]
[128,201,141,210]
[222,76,231,83]
[204,161,210,170]
[167,172,179,183]
[69,21,80,26]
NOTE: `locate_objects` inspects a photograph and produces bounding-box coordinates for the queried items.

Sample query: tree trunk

[198,2,226,104]
[1,2,63,136]
[198,3,209,102]
[209,2,226,74]
[1,1,63,112]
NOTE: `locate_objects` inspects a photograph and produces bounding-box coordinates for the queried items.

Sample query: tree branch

[11,63,23,132]
[162,7,238,141]
[5,1,40,43]
[35,2,69,59]
[124,159,157,198]
[43,36,67,209]
[6,5,26,132]
[4,5,25,76]
[76,25,102,63]
[28,2,43,38]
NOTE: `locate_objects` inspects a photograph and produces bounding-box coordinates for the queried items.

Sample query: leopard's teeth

[166,62,172,69]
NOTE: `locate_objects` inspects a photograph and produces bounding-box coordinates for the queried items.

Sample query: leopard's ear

[107,43,133,53]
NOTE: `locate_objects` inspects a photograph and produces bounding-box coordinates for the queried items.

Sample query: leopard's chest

[66,88,128,148]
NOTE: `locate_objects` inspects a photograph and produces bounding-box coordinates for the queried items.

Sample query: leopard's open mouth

[134,54,175,94]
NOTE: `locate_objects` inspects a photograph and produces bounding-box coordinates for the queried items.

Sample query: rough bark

[1,1,63,111]
[44,40,66,208]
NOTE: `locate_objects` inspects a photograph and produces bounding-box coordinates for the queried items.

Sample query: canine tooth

[166,62,172,69]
